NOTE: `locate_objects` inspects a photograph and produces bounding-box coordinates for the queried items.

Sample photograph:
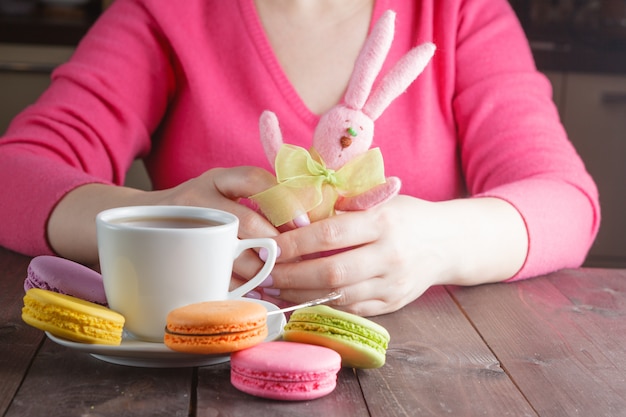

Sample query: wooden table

[1,245,625,416]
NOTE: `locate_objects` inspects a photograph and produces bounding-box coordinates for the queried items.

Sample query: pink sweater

[0,0,599,280]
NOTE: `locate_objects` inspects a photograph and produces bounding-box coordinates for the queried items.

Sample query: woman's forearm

[47,183,153,265]
[46,167,282,266]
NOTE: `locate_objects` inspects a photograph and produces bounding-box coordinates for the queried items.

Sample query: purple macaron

[24,256,107,306]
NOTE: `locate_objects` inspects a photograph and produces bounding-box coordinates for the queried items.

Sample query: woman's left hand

[261,195,527,316]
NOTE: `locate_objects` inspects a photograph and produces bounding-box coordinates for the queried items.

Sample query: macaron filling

[164,325,267,343]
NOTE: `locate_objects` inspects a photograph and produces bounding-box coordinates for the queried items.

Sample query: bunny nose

[340,127,358,148]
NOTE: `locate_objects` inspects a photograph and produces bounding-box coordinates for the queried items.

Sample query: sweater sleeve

[450,0,600,279]
[0,0,175,255]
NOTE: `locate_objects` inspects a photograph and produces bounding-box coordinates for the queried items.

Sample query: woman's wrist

[438,197,528,286]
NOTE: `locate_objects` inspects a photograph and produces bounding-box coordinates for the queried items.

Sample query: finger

[275,213,311,233]
[337,281,428,317]
[338,297,394,317]
[210,166,278,200]
[229,273,247,292]
[211,166,314,233]
[274,273,398,316]
[232,247,272,284]
[322,275,415,317]
[275,210,381,260]
[270,288,339,306]
[272,243,388,291]
[329,279,388,315]
[208,167,281,239]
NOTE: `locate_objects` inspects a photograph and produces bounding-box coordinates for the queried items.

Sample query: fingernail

[259,245,281,261]
[294,214,310,227]
[263,288,281,297]
[245,290,262,300]
[260,275,274,288]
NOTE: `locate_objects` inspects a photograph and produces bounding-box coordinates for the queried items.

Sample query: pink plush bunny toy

[251,10,436,227]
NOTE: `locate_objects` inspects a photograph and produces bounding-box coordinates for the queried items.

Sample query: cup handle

[227,238,277,299]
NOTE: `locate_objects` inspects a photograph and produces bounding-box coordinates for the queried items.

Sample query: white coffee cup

[96,206,277,342]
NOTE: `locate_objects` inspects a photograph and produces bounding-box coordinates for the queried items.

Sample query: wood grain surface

[1,246,625,417]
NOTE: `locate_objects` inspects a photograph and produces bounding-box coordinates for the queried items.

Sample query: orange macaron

[164,300,268,354]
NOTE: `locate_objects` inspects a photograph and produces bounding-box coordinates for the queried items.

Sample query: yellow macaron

[22,288,125,345]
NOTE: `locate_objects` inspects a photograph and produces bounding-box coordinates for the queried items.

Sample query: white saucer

[45,299,286,368]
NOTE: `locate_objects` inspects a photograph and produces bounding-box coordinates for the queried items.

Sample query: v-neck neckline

[238,0,388,126]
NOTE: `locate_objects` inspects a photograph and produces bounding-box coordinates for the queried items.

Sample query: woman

[0,0,599,315]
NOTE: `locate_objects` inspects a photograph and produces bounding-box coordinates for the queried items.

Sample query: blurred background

[1,0,625,268]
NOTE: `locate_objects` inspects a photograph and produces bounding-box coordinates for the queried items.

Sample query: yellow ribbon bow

[251,144,387,226]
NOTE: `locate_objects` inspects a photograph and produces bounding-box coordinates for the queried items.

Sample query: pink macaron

[230,341,341,401]
[24,256,107,306]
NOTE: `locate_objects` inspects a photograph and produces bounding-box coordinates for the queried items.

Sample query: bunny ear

[363,42,436,120]
[344,10,396,110]
[259,110,284,166]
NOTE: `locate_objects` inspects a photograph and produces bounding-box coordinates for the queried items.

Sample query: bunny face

[312,105,375,170]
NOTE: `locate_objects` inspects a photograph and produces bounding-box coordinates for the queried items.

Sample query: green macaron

[282,305,390,368]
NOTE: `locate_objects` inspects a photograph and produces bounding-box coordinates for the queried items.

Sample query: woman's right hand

[153,166,280,238]
[47,166,280,266]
